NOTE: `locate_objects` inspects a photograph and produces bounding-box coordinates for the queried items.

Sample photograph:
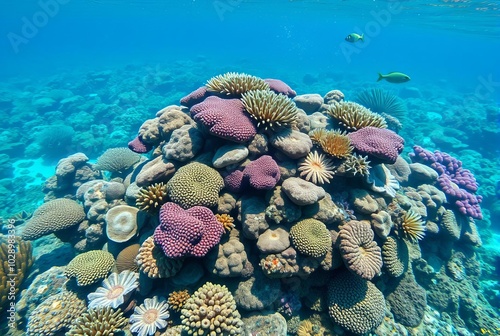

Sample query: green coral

[65,250,115,286]
[289,218,331,257]
[66,307,128,336]
[167,162,224,209]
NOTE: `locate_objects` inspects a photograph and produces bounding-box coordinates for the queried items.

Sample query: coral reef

[65,250,115,286]
[130,296,170,336]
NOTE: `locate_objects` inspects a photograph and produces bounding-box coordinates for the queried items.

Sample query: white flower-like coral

[298,151,335,185]
[87,270,139,309]
[130,296,170,336]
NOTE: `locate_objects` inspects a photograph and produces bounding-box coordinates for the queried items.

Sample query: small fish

[345,33,364,43]
[377,72,411,83]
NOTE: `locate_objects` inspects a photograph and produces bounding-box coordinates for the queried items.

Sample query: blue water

[1,1,500,335]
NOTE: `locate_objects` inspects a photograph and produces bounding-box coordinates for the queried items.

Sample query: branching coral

[215,213,235,232]
[206,72,269,96]
[136,182,168,212]
[341,153,371,176]
[298,151,335,185]
[168,290,191,312]
[241,89,298,130]
[327,101,387,130]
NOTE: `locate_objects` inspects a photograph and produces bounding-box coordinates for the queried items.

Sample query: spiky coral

[356,88,407,122]
[309,128,328,144]
[327,101,387,131]
[241,89,298,130]
[168,289,191,312]
[318,130,353,159]
[215,213,235,232]
[66,307,128,336]
[206,72,269,96]
[298,151,335,185]
[342,154,371,176]
[398,210,426,242]
[136,182,168,212]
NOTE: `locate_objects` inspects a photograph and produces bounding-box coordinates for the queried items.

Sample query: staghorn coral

[397,210,426,242]
[298,151,335,185]
[355,88,407,121]
[87,270,139,309]
[327,269,385,335]
[327,101,387,130]
[206,72,269,96]
[168,290,191,312]
[167,162,224,209]
[26,291,87,336]
[241,89,298,130]
[0,235,33,313]
[136,236,183,278]
[94,147,141,173]
[339,220,382,280]
[289,218,332,258]
[66,307,128,336]
[65,250,115,286]
[21,198,86,240]
[130,296,170,336]
[136,182,168,212]
[318,130,353,159]
[381,236,409,277]
[181,282,244,336]
[215,213,235,232]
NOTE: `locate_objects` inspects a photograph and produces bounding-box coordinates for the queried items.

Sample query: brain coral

[206,72,269,96]
[26,291,86,336]
[241,89,298,130]
[381,236,409,278]
[181,282,244,336]
[94,147,141,173]
[339,220,382,280]
[167,162,224,209]
[327,269,385,335]
[66,307,128,336]
[21,198,86,240]
[154,202,224,258]
[65,250,115,286]
[105,205,139,243]
[289,218,332,258]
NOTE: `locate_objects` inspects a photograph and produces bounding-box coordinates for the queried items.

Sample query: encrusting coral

[136,182,168,212]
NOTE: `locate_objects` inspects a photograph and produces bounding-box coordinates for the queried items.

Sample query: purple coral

[154,202,224,258]
[276,292,302,318]
[224,155,280,192]
[410,145,482,220]
[128,136,152,153]
[180,86,211,108]
[190,96,257,143]
[347,127,404,164]
[264,79,297,98]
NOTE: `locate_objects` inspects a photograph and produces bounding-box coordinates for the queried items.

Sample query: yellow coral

[136,182,168,212]
[398,210,426,242]
[319,130,353,159]
[215,213,235,232]
[206,72,269,96]
[298,151,335,185]
[168,289,191,312]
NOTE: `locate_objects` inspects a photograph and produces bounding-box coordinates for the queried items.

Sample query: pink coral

[154,202,224,258]
[180,86,210,108]
[347,127,404,164]
[264,79,297,97]
[128,136,153,154]
[224,155,280,192]
[190,96,257,143]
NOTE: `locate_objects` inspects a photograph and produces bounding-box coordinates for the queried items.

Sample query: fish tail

[377,73,384,82]
[360,34,364,41]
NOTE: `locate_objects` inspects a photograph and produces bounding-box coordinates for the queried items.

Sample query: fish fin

[377,73,384,82]
[360,34,364,41]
